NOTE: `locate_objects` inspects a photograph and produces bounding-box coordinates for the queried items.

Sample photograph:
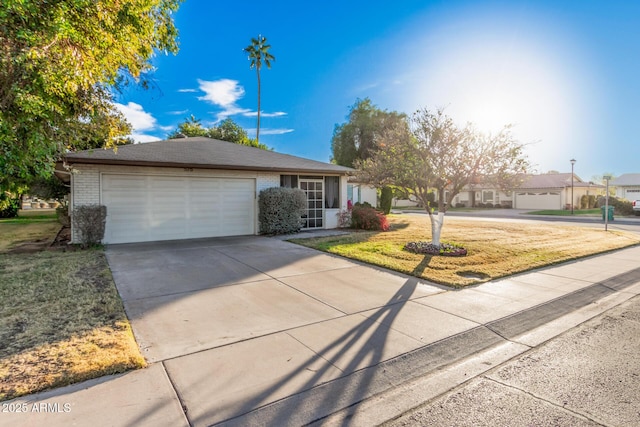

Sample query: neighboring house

[452,173,604,210]
[346,180,377,207]
[610,174,640,200]
[56,137,353,244]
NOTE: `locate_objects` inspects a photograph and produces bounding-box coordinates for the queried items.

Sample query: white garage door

[102,174,255,244]
[515,192,561,210]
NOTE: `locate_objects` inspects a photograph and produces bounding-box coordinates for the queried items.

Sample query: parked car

[633,200,640,215]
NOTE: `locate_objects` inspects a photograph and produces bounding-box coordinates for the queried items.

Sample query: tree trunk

[256,67,261,144]
[425,209,445,247]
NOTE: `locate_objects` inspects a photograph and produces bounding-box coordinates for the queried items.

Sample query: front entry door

[299,178,324,229]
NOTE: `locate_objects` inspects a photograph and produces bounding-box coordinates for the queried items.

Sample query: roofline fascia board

[64,159,354,175]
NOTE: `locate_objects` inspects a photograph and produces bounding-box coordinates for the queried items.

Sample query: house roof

[62,137,354,175]
[519,173,577,189]
[610,173,640,186]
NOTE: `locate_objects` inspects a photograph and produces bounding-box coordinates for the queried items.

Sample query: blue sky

[115,0,640,181]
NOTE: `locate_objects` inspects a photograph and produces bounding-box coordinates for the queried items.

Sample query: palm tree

[243,35,274,145]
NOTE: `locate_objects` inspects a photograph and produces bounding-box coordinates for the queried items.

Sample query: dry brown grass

[0,218,61,253]
[293,215,640,287]
[0,249,145,401]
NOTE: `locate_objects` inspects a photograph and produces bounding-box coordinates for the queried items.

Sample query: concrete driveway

[106,235,445,363]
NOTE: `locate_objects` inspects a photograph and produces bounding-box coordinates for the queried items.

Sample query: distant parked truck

[633,200,640,215]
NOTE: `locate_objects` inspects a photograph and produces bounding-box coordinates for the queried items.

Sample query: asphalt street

[384,293,640,427]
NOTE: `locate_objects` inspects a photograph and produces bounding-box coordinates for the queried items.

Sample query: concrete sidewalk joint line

[482,376,609,426]
[160,361,192,427]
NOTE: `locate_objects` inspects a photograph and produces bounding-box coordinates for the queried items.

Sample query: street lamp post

[570,158,576,214]
[604,175,612,231]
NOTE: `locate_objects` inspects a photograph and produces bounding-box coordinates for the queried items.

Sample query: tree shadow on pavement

[208,278,419,426]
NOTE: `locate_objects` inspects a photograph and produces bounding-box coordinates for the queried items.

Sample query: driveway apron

[105,236,441,363]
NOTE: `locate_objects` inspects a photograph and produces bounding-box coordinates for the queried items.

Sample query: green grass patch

[527,209,600,216]
[291,215,640,287]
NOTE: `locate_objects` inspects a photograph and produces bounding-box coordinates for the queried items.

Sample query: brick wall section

[256,172,280,193]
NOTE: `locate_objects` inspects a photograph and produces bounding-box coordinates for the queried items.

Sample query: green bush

[380,186,392,214]
[0,194,19,218]
[72,205,107,247]
[580,195,598,209]
[597,196,633,216]
[258,187,306,235]
[351,205,389,231]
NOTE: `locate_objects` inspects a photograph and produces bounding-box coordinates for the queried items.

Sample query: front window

[280,175,298,188]
[324,176,340,208]
[482,190,494,203]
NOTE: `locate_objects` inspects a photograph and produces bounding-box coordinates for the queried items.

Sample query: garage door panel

[104,175,148,191]
[516,192,561,210]
[101,174,255,244]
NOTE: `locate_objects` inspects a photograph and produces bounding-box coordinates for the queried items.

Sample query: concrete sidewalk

[2,244,640,427]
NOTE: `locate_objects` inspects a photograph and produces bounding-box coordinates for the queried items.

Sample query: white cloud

[243,111,287,118]
[167,109,189,115]
[113,102,167,143]
[178,88,197,93]
[249,128,294,136]
[130,134,161,143]
[196,78,287,123]
[198,79,245,107]
[114,102,156,131]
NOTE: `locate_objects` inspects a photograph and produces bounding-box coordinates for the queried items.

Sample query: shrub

[337,208,352,228]
[597,196,633,216]
[351,205,389,231]
[72,205,107,247]
[0,194,19,218]
[580,195,588,210]
[354,201,373,209]
[258,187,306,235]
[380,186,392,215]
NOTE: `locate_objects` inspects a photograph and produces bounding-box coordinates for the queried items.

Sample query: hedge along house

[56,137,353,244]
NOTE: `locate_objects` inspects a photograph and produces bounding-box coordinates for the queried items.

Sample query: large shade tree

[167,116,270,150]
[0,0,182,187]
[331,98,406,213]
[331,98,406,167]
[357,108,530,246]
[243,35,275,145]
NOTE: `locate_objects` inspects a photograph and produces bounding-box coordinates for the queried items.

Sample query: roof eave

[63,158,354,175]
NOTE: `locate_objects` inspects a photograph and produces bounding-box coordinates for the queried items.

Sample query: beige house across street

[452,173,604,210]
[56,137,353,245]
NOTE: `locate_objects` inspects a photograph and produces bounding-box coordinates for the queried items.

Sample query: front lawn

[291,215,640,287]
[0,216,61,252]
[0,219,145,401]
[527,209,601,216]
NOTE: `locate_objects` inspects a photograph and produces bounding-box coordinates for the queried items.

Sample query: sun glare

[380,5,591,170]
